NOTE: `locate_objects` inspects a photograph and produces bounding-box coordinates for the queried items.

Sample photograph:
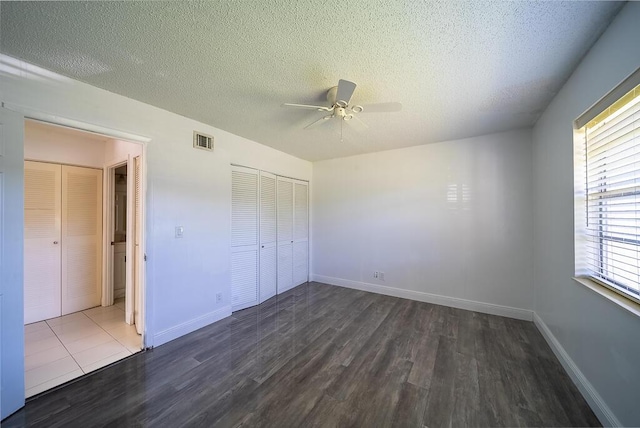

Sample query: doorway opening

[105,156,143,335]
[23,120,146,398]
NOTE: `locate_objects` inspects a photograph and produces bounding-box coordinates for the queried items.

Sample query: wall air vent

[193,131,214,151]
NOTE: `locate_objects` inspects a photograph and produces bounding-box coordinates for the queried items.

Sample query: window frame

[573,67,640,309]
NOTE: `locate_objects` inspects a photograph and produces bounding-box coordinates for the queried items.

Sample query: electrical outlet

[373,271,379,279]
[216,293,222,303]
[175,226,184,238]
[380,272,385,281]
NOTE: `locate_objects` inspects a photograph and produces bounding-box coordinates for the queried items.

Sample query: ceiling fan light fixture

[282,79,401,132]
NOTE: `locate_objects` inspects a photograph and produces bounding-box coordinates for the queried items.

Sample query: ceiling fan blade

[335,79,357,105]
[349,115,369,131]
[358,102,402,113]
[282,103,333,111]
[304,115,333,129]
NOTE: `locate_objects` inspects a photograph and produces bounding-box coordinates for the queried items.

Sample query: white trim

[2,102,151,143]
[153,306,232,347]
[125,154,135,325]
[18,113,151,350]
[533,313,621,428]
[310,274,533,321]
[137,147,149,347]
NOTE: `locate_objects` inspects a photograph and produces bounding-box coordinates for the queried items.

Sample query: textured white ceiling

[0,1,623,161]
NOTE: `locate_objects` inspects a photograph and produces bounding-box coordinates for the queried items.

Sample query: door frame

[100,153,147,342]
[7,106,151,349]
[103,159,134,323]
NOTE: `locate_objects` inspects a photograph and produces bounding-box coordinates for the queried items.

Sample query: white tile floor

[24,299,141,398]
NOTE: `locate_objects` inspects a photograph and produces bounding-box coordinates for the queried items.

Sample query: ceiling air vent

[193,131,214,151]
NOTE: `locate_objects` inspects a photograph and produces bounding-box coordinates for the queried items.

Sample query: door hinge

[144,254,147,261]
[124,256,126,262]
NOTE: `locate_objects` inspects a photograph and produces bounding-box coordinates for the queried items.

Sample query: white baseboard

[533,313,620,427]
[153,305,232,347]
[310,274,533,321]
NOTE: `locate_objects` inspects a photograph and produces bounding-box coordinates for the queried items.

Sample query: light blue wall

[532,3,640,426]
[0,108,25,419]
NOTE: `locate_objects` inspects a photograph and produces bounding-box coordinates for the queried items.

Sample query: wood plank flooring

[4,282,600,427]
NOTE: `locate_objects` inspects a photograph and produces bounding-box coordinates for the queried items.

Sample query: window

[575,68,640,305]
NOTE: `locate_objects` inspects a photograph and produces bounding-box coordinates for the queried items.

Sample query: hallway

[24,299,141,397]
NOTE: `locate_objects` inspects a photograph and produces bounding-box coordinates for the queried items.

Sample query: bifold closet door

[61,165,103,315]
[276,177,294,294]
[259,171,277,302]
[293,180,309,287]
[24,161,62,324]
[231,166,259,311]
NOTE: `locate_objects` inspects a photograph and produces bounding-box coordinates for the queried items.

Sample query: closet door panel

[231,250,258,309]
[293,241,308,287]
[24,161,62,323]
[259,171,277,302]
[61,165,102,315]
[294,181,309,242]
[276,177,294,294]
[232,168,259,248]
[231,166,259,311]
[260,245,277,302]
[293,181,309,286]
[277,242,293,293]
[260,172,277,245]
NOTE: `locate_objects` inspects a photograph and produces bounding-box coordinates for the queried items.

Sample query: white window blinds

[581,79,640,303]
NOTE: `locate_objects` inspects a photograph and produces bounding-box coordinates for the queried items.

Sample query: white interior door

[277,177,294,294]
[231,166,259,311]
[0,108,26,419]
[61,165,102,315]
[133,156,143,334]
[24,161,62,323]
[113,243,126,298]
[293,180,309,287]
[259,171,277,302]
[125,156,134,325]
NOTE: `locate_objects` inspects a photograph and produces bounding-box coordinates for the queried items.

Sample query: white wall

[25,119,143,170]
[532,3,640,426]
[1,55,312,351]
[0,108,25,419]
[24,120,108,168]
[312,129,533,317]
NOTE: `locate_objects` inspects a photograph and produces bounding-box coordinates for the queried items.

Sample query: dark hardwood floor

[5,282,599,427]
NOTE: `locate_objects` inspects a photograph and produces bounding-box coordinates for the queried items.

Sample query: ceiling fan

[282,79,402,134]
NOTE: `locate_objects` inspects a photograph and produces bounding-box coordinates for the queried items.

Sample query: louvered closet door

[277,177,294,294]
[293,180,309,287]
[231,166,259,311]
[61,165,103,315]
[24,161,62,324]
[259,171,277,302]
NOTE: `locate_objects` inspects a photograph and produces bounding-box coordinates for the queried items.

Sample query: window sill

[572,276,640,319]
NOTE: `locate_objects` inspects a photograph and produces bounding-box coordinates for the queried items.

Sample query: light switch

[175,226,184,238]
